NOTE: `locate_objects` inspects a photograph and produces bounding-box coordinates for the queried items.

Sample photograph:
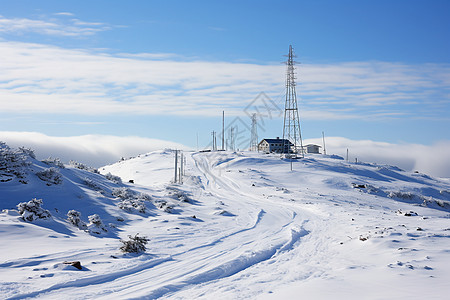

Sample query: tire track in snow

[95,153,308,299]
[8,256,172,300]
[135,154,310,299]
[170,209,266,257]
[144,224,309,299]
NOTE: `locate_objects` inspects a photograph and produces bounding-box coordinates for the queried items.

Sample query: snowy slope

[1,145,450,299]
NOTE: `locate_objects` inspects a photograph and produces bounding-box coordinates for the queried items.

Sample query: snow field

[1,147,450,299]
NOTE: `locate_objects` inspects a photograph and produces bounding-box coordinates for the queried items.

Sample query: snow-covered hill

[1,143,450,299]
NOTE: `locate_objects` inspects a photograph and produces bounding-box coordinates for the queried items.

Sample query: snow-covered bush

[67,210,87,230]
[167,188,192,203]
[118,199,147,213]
[87,214,107,234]
[42,157,65,168]
[155,200,174,213]
[0,142,30,182]
[69,160,99,173]
[82,177,103,192]
[105,172,122,184]
[17,198,51,222]
[113,188,151,213]
[120,233,149,253]
[112,187,135,199]
[395,209,418,216]
[137,193,151,201]
[18,146,36,159]
[388,191,415,200]
[36,167,62,185]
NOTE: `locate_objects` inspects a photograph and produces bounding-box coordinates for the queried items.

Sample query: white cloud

[0,132,448,178]
[0,41,448,120]
[53,12,75,17]
[0,15,110,36]
[0,131,188,168]
[304,137,450,178]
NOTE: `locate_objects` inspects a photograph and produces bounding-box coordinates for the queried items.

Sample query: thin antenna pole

[222,111,225,151]
[322,131,327,155]
[211,131,217,151]
[174,150,178,183]
[180,152,184,184]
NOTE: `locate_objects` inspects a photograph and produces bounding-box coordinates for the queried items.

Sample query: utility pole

[222,111,225,151]
[174,150,178,183]
[322,131,327,155]
[211,131,216,151]
[180,152,184,184]
[282,45,304,158]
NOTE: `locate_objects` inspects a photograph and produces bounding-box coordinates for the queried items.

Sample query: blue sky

[0,0,449,151]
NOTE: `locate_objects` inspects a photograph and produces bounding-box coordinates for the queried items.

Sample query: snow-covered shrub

[17,198,51,222]
[18,146,36,159]
[82,177,103,192]
[36,167,62,185]
[67,210,87,230]
[421,198,450,210]
[155,200,174,213]
[137,193,151,201]
[388,191,415,200]
[69,160,99,174]
[112,188,151,214]
[0,142,30,182]
[87,214,107,234]
[395,209,418,216]
[118,199,147,213]
[120,233,149,253]
[42,157,65,168]
[112,187,135,199]
[167,188,192,203]
[105,172,122,184]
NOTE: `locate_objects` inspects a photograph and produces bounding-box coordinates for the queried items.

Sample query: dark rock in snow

[64,261,82,270]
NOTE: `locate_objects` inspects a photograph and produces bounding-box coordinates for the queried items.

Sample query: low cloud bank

[305,137,450,178]
[1,132,449,178]
[0,131,188,168]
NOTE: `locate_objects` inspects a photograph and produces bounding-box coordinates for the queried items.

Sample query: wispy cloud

[0,41,448,120]
[53,12,75,17]
[0,14,110,36]
[1,131,449,178]
[304,137,450,178]
[0,131,188,168]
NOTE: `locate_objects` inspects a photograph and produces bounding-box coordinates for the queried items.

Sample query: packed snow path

[2,150,450,299]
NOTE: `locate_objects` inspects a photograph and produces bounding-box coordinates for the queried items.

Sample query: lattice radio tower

[250,113,258,151]
[282,45,304,157]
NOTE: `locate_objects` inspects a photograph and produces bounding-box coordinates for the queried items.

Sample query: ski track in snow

[2,149,450,299]
[91,153,309,299]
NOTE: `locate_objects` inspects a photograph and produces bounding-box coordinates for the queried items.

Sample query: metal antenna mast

[250,113,258,151]
[282,45,304,157]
